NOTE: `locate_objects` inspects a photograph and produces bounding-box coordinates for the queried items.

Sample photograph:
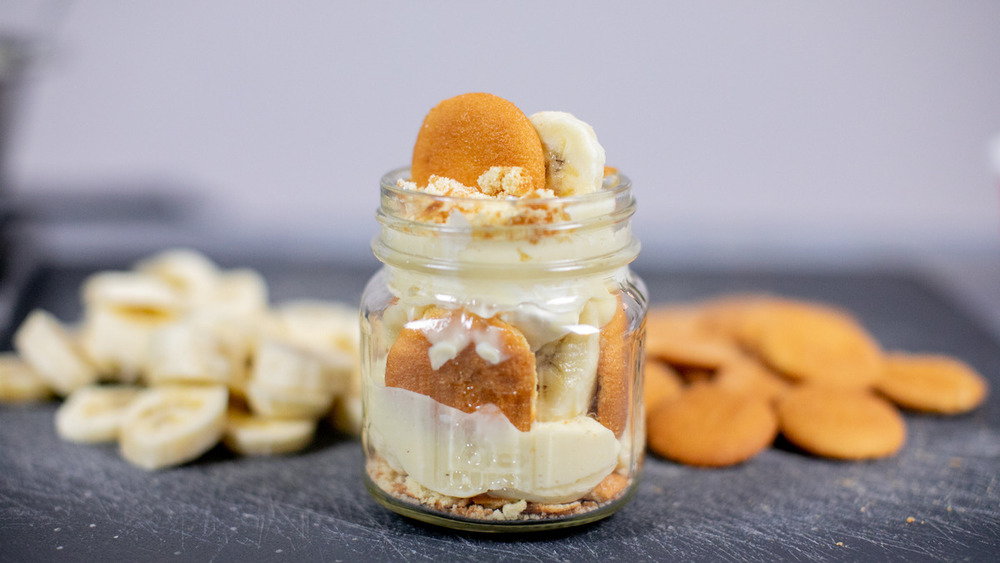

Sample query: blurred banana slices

[0,353,53,403]
[2,248,362,470]
[14,310,99,396]
[224,409,317,456]
[120,385,229,470]
[56,385,143,443]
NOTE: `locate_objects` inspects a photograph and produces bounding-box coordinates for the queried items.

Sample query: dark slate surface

[1,260,998,562]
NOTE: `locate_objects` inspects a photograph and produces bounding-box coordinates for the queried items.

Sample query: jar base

[363,465,638,533]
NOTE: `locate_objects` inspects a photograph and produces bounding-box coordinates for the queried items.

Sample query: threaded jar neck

[373,168,640,277]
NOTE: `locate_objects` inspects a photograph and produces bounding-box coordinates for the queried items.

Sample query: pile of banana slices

[0,249,361,470]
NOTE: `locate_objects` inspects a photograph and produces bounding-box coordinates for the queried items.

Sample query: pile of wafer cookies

[643,295,990,467]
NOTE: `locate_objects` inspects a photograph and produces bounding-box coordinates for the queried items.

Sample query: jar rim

[379,167,632,209]
[373,167,640,275]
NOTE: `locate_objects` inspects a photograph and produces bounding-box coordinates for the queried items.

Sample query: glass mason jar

[360,168,647,532]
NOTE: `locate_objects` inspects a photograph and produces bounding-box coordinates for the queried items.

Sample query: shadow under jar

[360,168,647,532]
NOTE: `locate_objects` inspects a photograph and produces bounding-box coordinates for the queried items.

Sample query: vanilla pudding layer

[368,386,620,503]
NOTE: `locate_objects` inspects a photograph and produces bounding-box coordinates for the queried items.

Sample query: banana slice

[174,311,257,392]
[223,409,316,456]
[135,248,220,307]
[246,380,335,419]
[55,385,142,443]
[267,300,360,354]
[119,385,228,470]
[528,111,606,196]
[13,310,99,396]
[0,353,52,403]
[208,269,269,319]
[81,271,185,313]
[145,321,235,386]
[79,305,177,382]
[246,338,342,419]
[252,338,353,396]
[535,301,601,421]
[197,314,256,399]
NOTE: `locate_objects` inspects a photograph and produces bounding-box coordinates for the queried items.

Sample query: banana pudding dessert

[361,93,647,530]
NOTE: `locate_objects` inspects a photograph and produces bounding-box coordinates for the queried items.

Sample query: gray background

[4,1,1000,265]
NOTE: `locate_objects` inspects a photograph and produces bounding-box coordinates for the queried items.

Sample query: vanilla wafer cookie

[778,385,905,460]
[877,353,988,414]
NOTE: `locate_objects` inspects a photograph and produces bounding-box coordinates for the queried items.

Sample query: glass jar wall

[360,168,647,531]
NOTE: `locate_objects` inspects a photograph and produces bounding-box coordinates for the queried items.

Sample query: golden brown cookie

[777,385,905,460]
[468,494,508,510]
[752,301,883,388]
[645,305,742,369]
[672,366,715,385]
[584,472,629,503]
[713,355,790,404]
[643,359,683,415]
[877,353,988,414]
[695,294,777,345]
[411,93,546,192]
[384,307,537,431]
[646,384,778,467]
[595,299,630,436]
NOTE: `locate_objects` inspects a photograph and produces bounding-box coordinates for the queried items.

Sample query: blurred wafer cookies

[777,385,905,460]
[694,294,774,343]
[643,360,683,417]
[645,306,741,369]
[642,293,988,468]
[713,355,790,404]
[647,384,777,467]
[752,301,883,388]
[877,353,988,414]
